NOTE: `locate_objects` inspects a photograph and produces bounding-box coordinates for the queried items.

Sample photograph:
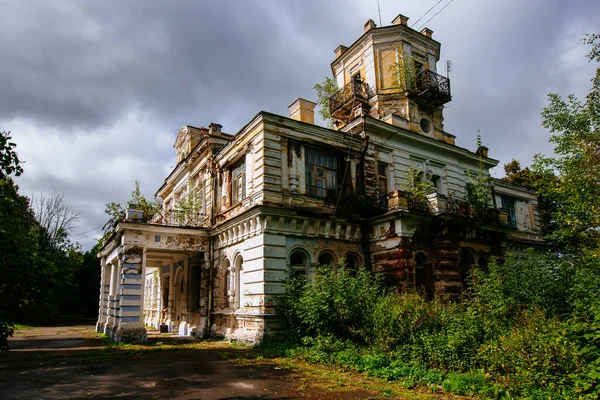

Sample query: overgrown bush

[370,292,443,352]
[277,267,385,343]
[479,308,580,398]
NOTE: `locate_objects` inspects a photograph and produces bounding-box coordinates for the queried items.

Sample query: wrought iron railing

[329,78,371,115]
[415,70,451,99]
[147,209,204,227]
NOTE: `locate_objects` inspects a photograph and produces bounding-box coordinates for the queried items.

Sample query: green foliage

[104,180,158,228]
[534,35,600,251]
[501,159,559,238]
[313,77,339,128]
[390,54,416,92]
[0,131,23,178]
[399,163,435,210]
[370,292,443,352]
[480,309,579,398]
[468,252,573,318]
[174,179,203,224]
[466,134,493,215]
[277,266,385,343]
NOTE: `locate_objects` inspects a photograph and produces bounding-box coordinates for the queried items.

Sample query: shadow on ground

[0,324,376,400]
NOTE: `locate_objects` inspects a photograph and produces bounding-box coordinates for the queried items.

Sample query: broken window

[344,253,361,269]
[501,196,517,229]
[231,158,246,206]
[318,252,336,268]
[305,147,338,199]
[289,249,310,279]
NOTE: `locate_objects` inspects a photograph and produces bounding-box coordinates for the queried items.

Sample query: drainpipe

[359,121,374,269]
[206,154,218,337]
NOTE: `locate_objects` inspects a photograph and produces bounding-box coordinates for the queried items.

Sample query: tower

[329,14,454,145]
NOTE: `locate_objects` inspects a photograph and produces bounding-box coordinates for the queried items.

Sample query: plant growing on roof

[465,133,493,217]
[174,179,203,226]
[400,163,435,211]
[314,77,339,128]
[390,53,417,93]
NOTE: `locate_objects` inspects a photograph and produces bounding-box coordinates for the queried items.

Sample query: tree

[501,159,558,239]
[466,134,493,216]
[314,77,339,128]
[0,131,22,179]
[32,191,79,250]
[533,35,600,251]
[0,131,38,350]
[104,180,158,230]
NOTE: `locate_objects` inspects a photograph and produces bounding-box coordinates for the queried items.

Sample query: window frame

[501,196,518,229]
[231,157,246,206]
[305,147,339,200]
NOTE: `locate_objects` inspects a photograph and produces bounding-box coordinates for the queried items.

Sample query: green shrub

[479,308,580,397]
[370,292,444,352]
[468,252,573,319]
[277,266,385,343]
[569,303,600,398]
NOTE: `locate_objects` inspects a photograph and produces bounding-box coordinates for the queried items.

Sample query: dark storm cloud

[0,0,363,132]
[435,0,600,168]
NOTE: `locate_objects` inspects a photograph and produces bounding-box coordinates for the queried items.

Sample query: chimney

[208,122,222,135]
[334,45,348,58]
[288,98,317,125]
[391,14,409,26]
[420,27,433,38]
[364,19,376,32]
[476,146,489,158]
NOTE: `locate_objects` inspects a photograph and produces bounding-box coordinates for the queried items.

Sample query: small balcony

[329,78,371,122]
[410,70,451,107]
[123,204,204,228]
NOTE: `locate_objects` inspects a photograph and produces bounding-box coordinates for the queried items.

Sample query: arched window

[234,255,243,310]
[289,249,310,278]
[344,253,361,269]
[459,250,475,291]
[318,251,336,268]
[414,252,434,299]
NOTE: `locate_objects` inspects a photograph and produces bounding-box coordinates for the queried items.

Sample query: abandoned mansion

[96,14,544,343]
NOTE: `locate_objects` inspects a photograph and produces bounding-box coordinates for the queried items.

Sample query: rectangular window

[231,158,245,206]
[501,196,517,229]
[305,147,338,199]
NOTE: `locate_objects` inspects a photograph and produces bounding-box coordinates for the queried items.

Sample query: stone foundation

[114,326,148,343]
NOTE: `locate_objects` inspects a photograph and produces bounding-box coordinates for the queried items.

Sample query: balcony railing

[145,209,204,228]
[411,70,451,107]
[329,78,371,119]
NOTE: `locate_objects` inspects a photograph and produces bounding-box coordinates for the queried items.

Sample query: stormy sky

[2,0,599,250]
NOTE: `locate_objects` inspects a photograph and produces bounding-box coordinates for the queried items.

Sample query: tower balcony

[410,70,451,107]
[329,78,371,122]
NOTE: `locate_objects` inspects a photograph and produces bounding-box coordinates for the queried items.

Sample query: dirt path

[0,325,380,400]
